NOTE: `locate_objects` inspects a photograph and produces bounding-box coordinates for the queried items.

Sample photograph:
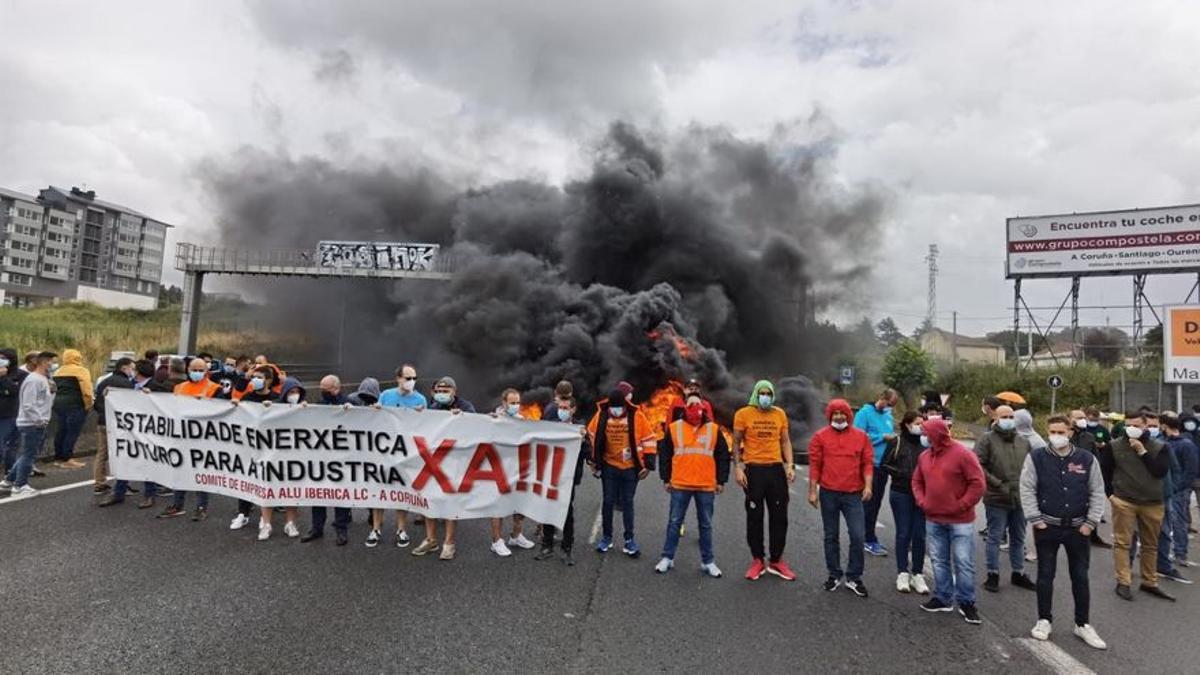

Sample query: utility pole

[952,310,958,363]
[925,244,939,330]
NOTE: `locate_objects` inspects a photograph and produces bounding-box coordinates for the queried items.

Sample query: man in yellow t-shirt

[588,387,657,557]
[733,379,796,581]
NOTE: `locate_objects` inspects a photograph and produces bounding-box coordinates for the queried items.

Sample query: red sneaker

[745,558,767,580]
[767,560,797,581]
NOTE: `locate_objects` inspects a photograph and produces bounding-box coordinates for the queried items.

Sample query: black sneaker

[1139,584,1177,601]
[335,530,348,546]
[1011,572,1037,590]
[561,549,576,566]
[190,507,208,522]
[845,580,868,598]
[534,547,556,561]
[823,577,842,592]
[97,495,124,508]
[959,604,982,625]
[1115,584,1133,601]
[1160,568,1193,585]
[920,597,953,613]
[983,572,1000,593]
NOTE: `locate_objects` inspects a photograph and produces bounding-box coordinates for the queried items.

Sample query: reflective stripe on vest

[670,420,719,456]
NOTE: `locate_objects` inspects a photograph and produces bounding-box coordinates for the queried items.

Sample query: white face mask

[1125,427,1144,440]
[831,421,848,431]
[997,418,1016,432]
[1186,421,1198,432]
[286,393,301,404]
[1074,419,1088,429]
[1048,434,1070,449]
[909,424,923,435]
[400,378,416,393]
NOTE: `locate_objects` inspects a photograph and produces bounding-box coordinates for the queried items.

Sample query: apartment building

[0,185,170,309]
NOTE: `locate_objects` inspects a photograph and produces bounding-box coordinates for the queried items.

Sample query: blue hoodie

[853,401,894,467]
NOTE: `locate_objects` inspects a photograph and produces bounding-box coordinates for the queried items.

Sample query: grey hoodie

[348,377,381,407]
[17,371,53,428]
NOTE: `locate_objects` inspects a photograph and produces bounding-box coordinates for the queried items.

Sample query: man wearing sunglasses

[372,364,428,549]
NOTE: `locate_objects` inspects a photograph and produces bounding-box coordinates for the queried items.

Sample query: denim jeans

[820,488,866,581]
[0,416,19,472]
[927,521,977,606]
[1034,525,1090,625]
[7,426,47,487]
[890,490,927,575]
[863,469,889,545]
[985,504,1026,574]
[311,506,352,533]
[601,464,639,541]
[1168,492,1189,560]
[113,479,156,500]
[661,489,715,564]
[53,407,87,461]
[172,490,209,510]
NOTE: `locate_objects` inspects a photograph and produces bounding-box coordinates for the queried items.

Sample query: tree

[1142,324,1164,367]
[875,317,905,348]
[911,318,933,341]
[158,284,183,306]
[1079,327,1127,367]
[882,341,936,406]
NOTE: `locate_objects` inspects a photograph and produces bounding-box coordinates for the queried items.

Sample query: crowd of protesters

[3,347,1199,653]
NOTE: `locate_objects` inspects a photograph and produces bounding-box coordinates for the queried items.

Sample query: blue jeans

[985,504,1026,574]
[820,488,866,581]
[53,407,87,461]
[0,416,18,472]
[863,468,889,545]
[6,426,47,487]
[890,490,927,575]
[1169,492,1189,560]
[927,521,977,606]
[113,480,156,500]
[661,489,715,564]
[601,464,639,541]
[172,490,209,510]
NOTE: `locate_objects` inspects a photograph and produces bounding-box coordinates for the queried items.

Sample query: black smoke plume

[200,121,886,439]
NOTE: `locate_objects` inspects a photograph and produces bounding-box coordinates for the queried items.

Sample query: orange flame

[520,402,543,420]
[642,380,685,439]
[647,326,693,360]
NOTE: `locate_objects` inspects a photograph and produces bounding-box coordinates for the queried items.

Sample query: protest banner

[105,389,583,527]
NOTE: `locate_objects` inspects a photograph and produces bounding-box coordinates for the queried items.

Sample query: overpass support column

[179,270,204,355]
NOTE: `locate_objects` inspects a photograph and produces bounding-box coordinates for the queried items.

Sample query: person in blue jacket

[854,388,898,557]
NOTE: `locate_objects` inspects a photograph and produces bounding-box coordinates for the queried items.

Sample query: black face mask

[321,392,340,404]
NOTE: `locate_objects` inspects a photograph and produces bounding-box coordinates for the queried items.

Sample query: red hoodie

[808,399,874,493]
[912,419,985,524]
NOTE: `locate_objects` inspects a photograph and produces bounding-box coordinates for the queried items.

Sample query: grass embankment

[0,302,306,375]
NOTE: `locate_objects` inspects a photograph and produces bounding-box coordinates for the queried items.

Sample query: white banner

[1006,204,1200,278]
[105,389,582,527]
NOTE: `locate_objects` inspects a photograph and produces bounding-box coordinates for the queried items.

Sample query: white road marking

[0,478,94,505]
[1015,638,1097,675]
[588,508,603,545]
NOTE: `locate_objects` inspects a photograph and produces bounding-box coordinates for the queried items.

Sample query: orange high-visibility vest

[667,419,719,491]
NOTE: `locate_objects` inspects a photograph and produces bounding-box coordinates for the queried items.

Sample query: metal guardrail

[175,243,457,280]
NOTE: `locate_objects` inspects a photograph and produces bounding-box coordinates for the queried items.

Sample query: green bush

[934,362,1118,425]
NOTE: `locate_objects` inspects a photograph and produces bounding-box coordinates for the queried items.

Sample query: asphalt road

[3,460,1197,674]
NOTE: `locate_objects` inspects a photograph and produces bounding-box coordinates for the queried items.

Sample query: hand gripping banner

[105,389,583,527]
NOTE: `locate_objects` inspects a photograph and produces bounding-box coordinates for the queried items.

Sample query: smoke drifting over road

[201,121,886,436]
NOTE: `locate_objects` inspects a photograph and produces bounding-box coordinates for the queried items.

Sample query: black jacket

[883,431,925,494]
[94,372,134,427]
[0,348,27,419]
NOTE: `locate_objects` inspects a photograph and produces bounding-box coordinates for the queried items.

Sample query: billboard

[1006,204,1200,279]
[317,241,440,272]
[1164,305,1200,384]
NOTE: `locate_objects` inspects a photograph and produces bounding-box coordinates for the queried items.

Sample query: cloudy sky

[2,0,1199,335]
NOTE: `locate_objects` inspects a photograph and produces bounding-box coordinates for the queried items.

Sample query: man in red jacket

[913,419,986,624]
[808,399,875,597]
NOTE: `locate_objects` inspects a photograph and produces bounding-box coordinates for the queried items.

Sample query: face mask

[49,363,59,374]
[831,421,848,431]
[286,393,301,404]
[909,424,923,435]
[505,404,521,417]
[757,394,773,409]
[882,406,893,415]
[1087,421,1099,428]
[1185,421,1197,432]
[188,371,205,382]
[251,377,266,391]
[997,419,1016,432]
[1048,434,1070,449]
[1147,428,1161,439]
[400,379,416,393]
[927,414,942,421]
[610,406,625,418]
[224,365,235,374]
[1125,427,1144,440]
[0,358,9,368]
[557,409,572,423]
[919,435,930,448]
[433,392,452,405]
[1074,419,1088,429]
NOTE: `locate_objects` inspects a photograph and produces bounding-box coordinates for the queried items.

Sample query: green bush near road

[933,362,1133,425]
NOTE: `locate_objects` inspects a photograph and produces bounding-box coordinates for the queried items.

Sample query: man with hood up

[733,380,796,581]
[808,398,875,597]
[0,347,28,475]
[51,348,93,469]
[913,419,987,625]
[975,405,1037,593]
[347,377,381,407]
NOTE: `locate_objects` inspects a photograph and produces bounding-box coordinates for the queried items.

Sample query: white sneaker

[396,530,411,548]
[1025,550,1038,562]
[1031,619,1052,641]
[491,538,513,557]
[1074,624,1107,650]
[229,513,250,530]
[896,572,911,593]
[507,533,535,550]
[654,557,674,574]
[701,562,722,578]
[0,480,13,489]
[910,573,930,595]
[11,485,38,497]
[284,521,300,538]
[257,522,272,541]
[365,529,380,548]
